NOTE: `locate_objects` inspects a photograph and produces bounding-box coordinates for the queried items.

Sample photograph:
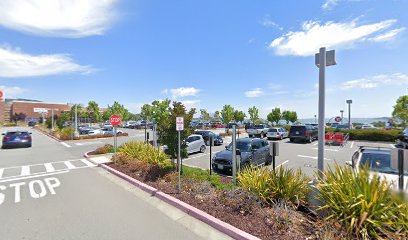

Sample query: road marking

[44,163,55,173]
[312,148,339,152]
[63,161,76,169]
[313,142,318,146]
[0,168,3,179]
[185,153,210,160]
[60,142,71,148]
[21,166,30,176]
[297,155,332,161]
[276,160,289,168]
[0,170,69,184]
[389,144,396,148]
[350,141,354,149]
[80,159,97,167]
[74,141,103,146]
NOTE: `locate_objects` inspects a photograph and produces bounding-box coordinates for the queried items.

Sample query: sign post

[232,124,237,184]
[176,117,184,193]
[110,115,121,163]
[209,136,214,175]
[315,47,336,178]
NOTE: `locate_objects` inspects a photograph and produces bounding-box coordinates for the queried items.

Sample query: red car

[211,122,225,128]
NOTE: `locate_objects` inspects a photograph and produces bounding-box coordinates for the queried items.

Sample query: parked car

[397,127,408,149]
[212,138,272,175]
[336,124,351,130]
[87,129,103,136]
[266,127,289,140]
[125,121,137,128]
[330,122,340,129]
[361,124,377,130]
[246,124,269,138]
[211,122,225,128]
[2,130,32,148]
[346,147,407,191]
[101,128,124,135]
[28,121,36,127]
[193,130,223,146]
[186,135,207,154]
[289,125,318,143]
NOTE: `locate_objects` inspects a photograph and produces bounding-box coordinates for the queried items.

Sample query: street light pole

[346,100,352,129]
[74,104,79,138]
[315,47,336,178]
[340,110,344,124]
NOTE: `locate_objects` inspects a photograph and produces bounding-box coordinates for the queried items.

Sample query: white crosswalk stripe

[0,158,96,182]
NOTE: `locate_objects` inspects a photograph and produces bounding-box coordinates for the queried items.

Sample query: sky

[0,0,407,119]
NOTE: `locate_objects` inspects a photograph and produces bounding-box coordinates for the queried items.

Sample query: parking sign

[176,117,184,131]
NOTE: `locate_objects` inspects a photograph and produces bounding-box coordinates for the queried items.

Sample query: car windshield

[360,152,408,175]
[6,131,28,136]
[268,129,278,132]
[226,141,251,152]
[254,125,264,129]
[186,137,196,143]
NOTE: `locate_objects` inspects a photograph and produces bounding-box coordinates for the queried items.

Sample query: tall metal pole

[177,130,181,193]
[232,124,237,184]
[114,126,117,163]
[340,110,344,124]
[318,47,326,178]
[347,100,352,129]
[74,104,79,138]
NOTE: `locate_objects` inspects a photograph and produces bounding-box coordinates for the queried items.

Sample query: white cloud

[269,19,397,56]
[322,0,340,10]
[182,100,200,109]
[162,87,201,99]
[341,73,408,90]
[368,27,406,42]
[0,0,118,38]
[261,16,283,30]
[0,86,27,98]
[0,44,93,77]
[245,88,265,98]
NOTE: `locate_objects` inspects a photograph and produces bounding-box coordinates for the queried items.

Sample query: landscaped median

[88,142,408,240]
[34,125,128,141]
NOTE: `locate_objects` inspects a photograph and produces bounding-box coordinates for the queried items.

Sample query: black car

[289,125,318,143]
[193,130,223,146]
[28,121,36,127]
[212,138,272,175]
[397,127,408,149]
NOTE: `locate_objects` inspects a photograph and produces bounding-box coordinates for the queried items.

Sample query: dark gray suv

[212,138,272,175]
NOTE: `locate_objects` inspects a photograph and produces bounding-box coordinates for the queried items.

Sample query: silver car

[186,134,206,154]
[266,128,289,140]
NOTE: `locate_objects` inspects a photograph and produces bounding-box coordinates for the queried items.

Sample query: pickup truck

[246,124,269,138]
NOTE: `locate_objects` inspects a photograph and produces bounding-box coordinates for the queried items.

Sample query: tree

[158,101,196,159]
[86,101,101,123]
[234,110,246,123]
[221,105,235,124]
[140,104,153,121]
[288,111,298,124]
[151,99,171,124]
[105,101,130,121]
[200,109,210,122]
[248,106,259,123]
[282,110,291,124]
[392,95,408,126]
[267,108,281,125]
[213,111,221,121]
[56,112,71,128]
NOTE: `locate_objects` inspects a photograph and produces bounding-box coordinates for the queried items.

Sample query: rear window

[254,125,264,129]
[290,126,306,133]
[6,132,28,136]
[268,128,278,132]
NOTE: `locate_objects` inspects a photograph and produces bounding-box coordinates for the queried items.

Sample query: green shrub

[182,165,233,190]
[339,129,401,142]
[59,127,73,140]
[238,167,310,206]
[315,164,408,239]
[119,141,169,167]
[93,144,114,155]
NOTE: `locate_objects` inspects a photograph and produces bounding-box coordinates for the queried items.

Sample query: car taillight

[4,136,10,140]
[24,135,31,139]
[305,131,309,136]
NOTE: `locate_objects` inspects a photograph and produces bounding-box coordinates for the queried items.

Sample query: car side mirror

[345,161,354,168]
[1,133,5,135]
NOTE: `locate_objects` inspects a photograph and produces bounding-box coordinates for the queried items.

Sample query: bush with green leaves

[238,166,310,206]
[315,164,408,239]
[338,129,401,142]
[119,141,169,167]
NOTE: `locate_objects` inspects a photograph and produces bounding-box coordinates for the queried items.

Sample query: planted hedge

[339,129,401,142]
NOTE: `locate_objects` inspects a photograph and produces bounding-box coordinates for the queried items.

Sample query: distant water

[299,117,390,124]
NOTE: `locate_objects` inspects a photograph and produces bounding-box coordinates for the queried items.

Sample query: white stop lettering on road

[0,177,61,205]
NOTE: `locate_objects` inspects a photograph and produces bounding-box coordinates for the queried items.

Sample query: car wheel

[280,135,283,140]
[200,145,206,153]
[249,134,253,138]
[290,138,294,142]
[308,137,313,143]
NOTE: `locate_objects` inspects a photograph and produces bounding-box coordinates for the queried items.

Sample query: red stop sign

[0,91,3,99]
[110,115,121,126]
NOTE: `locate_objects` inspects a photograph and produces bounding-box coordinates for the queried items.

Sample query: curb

[84,152,260,240]
[33,128,62,142]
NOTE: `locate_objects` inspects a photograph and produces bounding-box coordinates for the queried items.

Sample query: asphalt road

[0,127,230,240]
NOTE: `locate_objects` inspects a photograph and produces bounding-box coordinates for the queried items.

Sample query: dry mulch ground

[109,162,347,240]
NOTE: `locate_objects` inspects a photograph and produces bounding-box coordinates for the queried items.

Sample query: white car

[346,147,407,192]
[361,124,377,129]
[186,134,206,154]
[101,128,123,135]
[266,127,289,140]
[87,129,103,136]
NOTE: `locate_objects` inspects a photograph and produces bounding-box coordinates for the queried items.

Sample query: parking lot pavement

[182,136,396,177]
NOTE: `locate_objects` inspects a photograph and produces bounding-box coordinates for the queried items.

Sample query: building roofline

[11,100,69,105]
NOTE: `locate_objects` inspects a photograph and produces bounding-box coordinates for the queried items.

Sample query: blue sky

[0,0,407,118]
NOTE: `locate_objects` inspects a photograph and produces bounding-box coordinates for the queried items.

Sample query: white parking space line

[276,160,289,168]
[44,163,55,173]
[64,161,76,169]
[21,166,30,176]
[389,144,396,148]
[298,155,332,161]
[0,170,69,184]
[312,148,339,152]
[75,141,103,146]
[80,159,97,167]
[60,142,72,148]
[185,153,210,160]
[0,168,3,179]
[313,142,318,146]
[350,141,354,149]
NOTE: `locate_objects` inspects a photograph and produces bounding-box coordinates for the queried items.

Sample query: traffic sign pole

[110,115,122,164]
[176,117,184,194]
